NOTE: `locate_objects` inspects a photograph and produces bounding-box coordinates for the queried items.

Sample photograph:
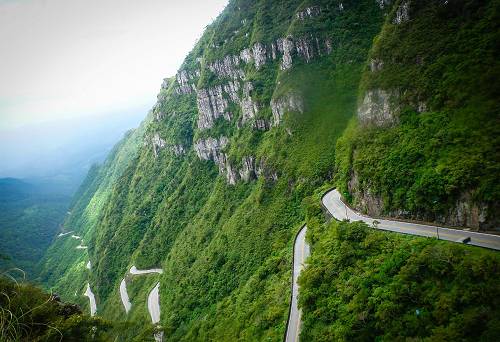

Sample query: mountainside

[335,0,500,230]
[39,0,499,340]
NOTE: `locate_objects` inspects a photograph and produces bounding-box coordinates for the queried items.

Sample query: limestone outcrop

[271,93,304,126]
[194,137,276,184]
[357,89,399,127]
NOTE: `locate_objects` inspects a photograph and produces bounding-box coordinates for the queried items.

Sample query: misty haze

[1,0,499,341]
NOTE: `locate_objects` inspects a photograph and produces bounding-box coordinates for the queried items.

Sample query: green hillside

[38,0,499,340]
[335,0,500,230]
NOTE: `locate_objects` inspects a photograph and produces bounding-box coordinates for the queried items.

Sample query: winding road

[129,266,163,275]
[323,189,500,250]
[285,188,500,341]
[285,226,310,342]
[120,278,132,313]
[84,282,97,317]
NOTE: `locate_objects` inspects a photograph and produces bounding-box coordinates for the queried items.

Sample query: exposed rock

[160,78,172,90]
[358,89,399,127]
[296,6,321,20]
[239,156,256,182]
[393,1,410,24]
[208,55,244,79]
[150,133,185,158]
[376,0,392,9]
[252,119,270,131]
[206,34,333,78]
[153,107,166,122]
[370,58,384,72]
[252,43,267,69]
[194,138,277,184]
[194,137,239,184]
[437,191,489,229]
[277,36,295,70]
[170,144,186,156]
[151,133,166,158]
[194,136,228,161]
[175,69,199,95]
[196,86,231,129]
[417,101,428,113]
[223,80,241,103]
[348,169,495,230]
[271,93,304,126]
[240,82,258,123]
[295,37,315,63]
[325,39,333,54]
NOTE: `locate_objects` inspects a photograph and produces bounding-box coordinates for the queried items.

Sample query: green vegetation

[0,178,69,278]
[299,219,500,341]
[34,0,500,340]
[335,0,500,227]
[0,275,111,341]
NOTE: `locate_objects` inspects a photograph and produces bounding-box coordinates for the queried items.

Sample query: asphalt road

[148,282,161,324]
[322,189,500,250]
[120,278,132,313]
[285,225,310,342]
[129,266,163,275]
[84,282,97,317]
[285,188,500,341]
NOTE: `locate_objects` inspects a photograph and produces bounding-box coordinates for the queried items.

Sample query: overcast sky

[0,0,228,130]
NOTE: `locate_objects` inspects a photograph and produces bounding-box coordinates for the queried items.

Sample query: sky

[0,0,228,181]
[0,0,227,129]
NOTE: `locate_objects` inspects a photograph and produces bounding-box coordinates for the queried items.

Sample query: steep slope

[41,0,391,339]
[299,219,500,341]
[40,0,500,340]
[335,0,500,230]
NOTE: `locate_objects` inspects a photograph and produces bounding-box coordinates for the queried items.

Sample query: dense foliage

[36,0,500,340]
[0,275,111,341]
[0,178,69,278]
[299,219,500,341]
[39,0,390,339]
[335,0,500,228]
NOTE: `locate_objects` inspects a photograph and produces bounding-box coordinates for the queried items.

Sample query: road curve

[147,282,161,324]
[84,282,97,316]
[323,189,500,250]
[130,266,163,275]
[285,225,310,342]
[120,278,132,313]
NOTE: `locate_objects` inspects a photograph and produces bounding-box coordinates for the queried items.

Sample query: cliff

[40,0,499,340]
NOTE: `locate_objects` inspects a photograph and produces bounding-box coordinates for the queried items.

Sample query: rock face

[178,33,331,131]
[196,86,232,129]
[194,137,276,184]
[271,93,304,126]
[175,70,199,95]
[151,133,166,158]
[296,6,321,20]
[348,170,494,230]
[357,89,398,127]
[206,34,333,79]
[376,0,393,9]
[150,133,186,158]
[370,58,384,72]
[393,1,410,24]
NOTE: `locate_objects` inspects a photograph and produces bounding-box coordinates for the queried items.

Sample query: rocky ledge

[194,136,277,184]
